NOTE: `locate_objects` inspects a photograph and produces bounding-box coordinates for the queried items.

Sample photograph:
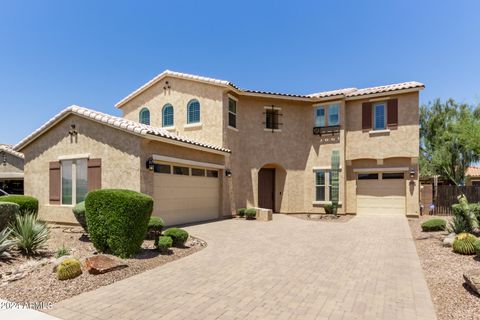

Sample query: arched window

[139,107,150,125]
[162,104,174,127]
[187,99,200,124]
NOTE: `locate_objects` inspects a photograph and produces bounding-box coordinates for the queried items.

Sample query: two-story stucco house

[14,70,423,225]
[0,144,24,194]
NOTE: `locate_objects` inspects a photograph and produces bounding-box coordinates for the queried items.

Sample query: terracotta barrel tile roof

[466,166,480,177]
[0,144,24,159]
[14,106,231,154]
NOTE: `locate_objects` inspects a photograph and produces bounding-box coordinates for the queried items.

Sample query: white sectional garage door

[357,178,405,215]
[153,164,220,226]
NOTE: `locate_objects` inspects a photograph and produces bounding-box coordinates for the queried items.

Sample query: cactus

[330,150,340,216]
[57,258,82,280]
[452,232,477,255]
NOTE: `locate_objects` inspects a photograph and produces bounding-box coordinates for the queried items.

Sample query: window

[382,172,404,179]
[206,170,219,178]
[187,99,200,124]
[315,171,326,201]
[228,97,237,128]
[154,164,171,174]
[139,107,150,125]
[162,104,174,127]
[265,109,280,130]
[373,103,386,130]
[173,166,189,175]
[328,104,339,126]
[61,159,87,205]
[192,168,206,176]
[358,173,379,180]
[315,107,326,127]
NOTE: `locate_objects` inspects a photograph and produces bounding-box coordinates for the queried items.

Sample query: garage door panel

[357,178,405,215]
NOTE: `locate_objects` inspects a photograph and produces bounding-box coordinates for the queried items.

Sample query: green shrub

[450,196,478,233]
[163,228,189,247]
[0,228,14,259]
[324,204,334,215]
[85,189,153,258]
[237,208,246,217]
[55,244,70,258]
[72,201,87,233]
[452,232,477,255]
[421,218,446,232]
[245,208,256,220]
[147,216,165,238]
[471,203,480,221]
[57,258,82,280]
[447,214,470,234]
[0,195,38,215]
[155,235,173,253]
[474,239,480,256]
[0,202,19,231]
[9,213,49,255]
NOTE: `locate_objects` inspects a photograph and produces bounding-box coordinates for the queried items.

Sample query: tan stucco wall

[223,94,347,214]
[0,152,24,175]
[120,76,225,147]
[345,92,420,160]
[21,114,143,224]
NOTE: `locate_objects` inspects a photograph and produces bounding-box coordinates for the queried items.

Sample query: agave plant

[447,214,470,234]
[0,228,14,259]
[9,212,49,255]
[449,195,479,234]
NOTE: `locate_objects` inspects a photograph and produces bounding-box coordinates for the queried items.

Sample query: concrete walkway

[46,214,436,320]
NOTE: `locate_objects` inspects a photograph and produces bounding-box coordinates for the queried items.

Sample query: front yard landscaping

[409,214,480,320]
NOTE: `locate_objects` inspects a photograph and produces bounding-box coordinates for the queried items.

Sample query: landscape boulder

[84,255,127,275]
[463,269,480,295]
[443,233,456,247]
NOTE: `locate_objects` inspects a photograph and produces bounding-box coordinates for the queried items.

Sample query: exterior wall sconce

[146,157,154,171]
[410,168,416,178]
[225,169,232,177]
[69,124,78,137]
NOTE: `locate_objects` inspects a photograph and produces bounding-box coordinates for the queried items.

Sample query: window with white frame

[61,159,88,205]
[315,107,326,127]
[328,104,339,126]
[373,102,386,130]
[228,97,237,128]
[315,103,340,127]
[315,170,335,202]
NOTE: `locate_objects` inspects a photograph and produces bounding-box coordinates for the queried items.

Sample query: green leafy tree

[420,99,480,185]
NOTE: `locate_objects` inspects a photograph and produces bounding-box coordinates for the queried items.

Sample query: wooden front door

[258,168,275,211]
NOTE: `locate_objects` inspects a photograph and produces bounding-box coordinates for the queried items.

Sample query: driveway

[46,214,436,320]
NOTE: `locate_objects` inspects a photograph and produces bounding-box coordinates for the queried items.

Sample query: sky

[0,0,479,144]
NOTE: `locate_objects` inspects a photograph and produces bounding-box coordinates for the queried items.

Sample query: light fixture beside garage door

[146,157,155,171]
[410,168,416,178]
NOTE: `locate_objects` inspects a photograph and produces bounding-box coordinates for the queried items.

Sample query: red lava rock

[84,255,127,275]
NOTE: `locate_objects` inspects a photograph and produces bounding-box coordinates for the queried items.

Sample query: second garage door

[153,163,220,226]
[356,173,406,215]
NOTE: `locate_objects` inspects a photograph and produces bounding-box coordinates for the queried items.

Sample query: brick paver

[45,214,436,320]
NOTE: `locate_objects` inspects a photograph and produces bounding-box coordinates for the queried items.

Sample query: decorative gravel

[408,215,480,320]
[290,213,354,223]
[0,225,205,304]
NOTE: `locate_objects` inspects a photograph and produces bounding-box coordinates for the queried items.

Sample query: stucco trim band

[58,154,90,160]
[0,172,24,179]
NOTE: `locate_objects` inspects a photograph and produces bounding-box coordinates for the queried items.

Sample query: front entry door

[258,168,275,211]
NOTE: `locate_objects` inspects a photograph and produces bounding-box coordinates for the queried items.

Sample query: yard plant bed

[291,213,354,223]
[409,215,480,320]
[0,225,205,304]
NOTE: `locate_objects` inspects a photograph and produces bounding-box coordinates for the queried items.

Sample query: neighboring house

[14,70,423,225]
[465,166,480,186]
[0,144,24,194]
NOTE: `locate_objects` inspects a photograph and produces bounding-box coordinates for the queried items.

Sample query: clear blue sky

[1,0,479,144]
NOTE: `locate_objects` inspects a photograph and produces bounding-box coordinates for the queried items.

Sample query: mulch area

[408,215,480,320]
[0,225,205,304]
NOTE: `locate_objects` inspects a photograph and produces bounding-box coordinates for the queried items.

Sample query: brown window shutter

[362,102,372,130]
[88,158,102,191]
[387,99,398,126]
[49,161,61,205]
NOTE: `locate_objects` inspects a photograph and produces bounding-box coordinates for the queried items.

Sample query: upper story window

[139,107,150,125]
[162,104,174,127]
[187,99,201,124]
[61,159,88,205]
[264,107,281,131]
[228,97,237,128]
[315,104,340,127]
[373,102,386,130]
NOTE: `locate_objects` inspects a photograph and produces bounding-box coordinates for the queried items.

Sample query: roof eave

[345,86,425,101]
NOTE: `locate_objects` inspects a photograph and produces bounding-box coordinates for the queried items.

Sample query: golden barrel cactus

[57,258,82,280]
[452,232,477,255]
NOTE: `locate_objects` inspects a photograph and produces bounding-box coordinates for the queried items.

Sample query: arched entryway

[258,163,286,212]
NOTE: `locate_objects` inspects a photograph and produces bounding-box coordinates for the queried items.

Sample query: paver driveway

[46,214,436,320]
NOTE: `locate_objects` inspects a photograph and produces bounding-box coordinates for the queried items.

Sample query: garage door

[153,163,220,226]
[356,173,405,215]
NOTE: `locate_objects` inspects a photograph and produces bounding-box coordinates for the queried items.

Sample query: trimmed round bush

[72,201,87,233]
[148,216,165,236]
[163,228,189,247]
[452,232,477,255]
[57,258,82,280]
[0,202,19,231]
[85,189,153,258]
[237,208,246,218]
[421,218,446,232]
[0,195,38,215]
[245,208,256,220]
[155,235,173,253]
[324,204,334,215]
